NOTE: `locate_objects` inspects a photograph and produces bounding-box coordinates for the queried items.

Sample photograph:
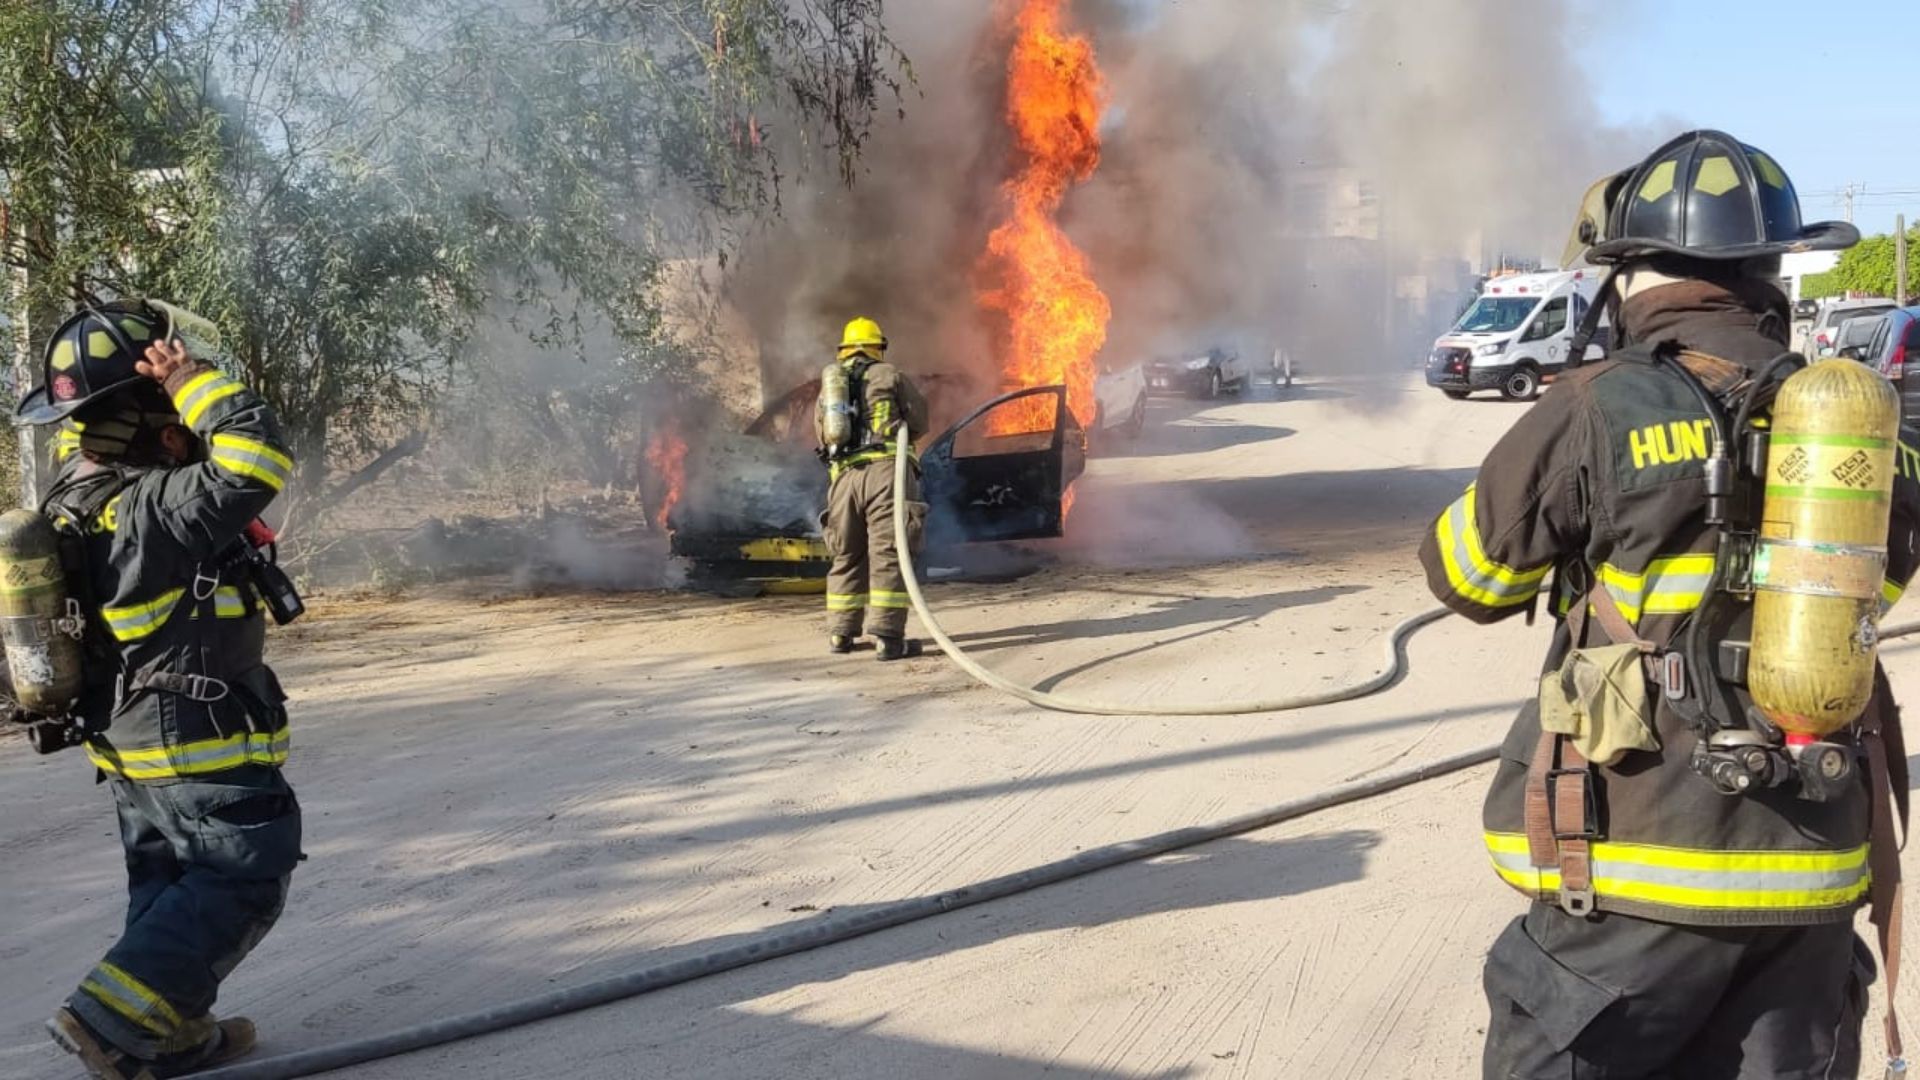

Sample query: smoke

[728,0,1662,398]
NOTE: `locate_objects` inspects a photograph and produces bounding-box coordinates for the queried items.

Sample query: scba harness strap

[45,464,239,713]
[1526,580,1655,916]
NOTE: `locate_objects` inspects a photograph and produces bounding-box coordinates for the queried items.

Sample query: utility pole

[1841,183,1861,224]
[1899,214,1911,308]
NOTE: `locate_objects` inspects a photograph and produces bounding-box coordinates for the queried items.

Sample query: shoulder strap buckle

[192,565,220,602]
[128,670,231,704]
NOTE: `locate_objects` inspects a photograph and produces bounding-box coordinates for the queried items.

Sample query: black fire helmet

[16,301,165,427]
[1584,129,1857,266]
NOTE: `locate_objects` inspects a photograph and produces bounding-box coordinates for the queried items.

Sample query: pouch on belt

[1539,644,1660,767]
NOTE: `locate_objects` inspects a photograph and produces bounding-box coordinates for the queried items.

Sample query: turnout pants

[1484,901,1870,1079]
[824,460,925,639]
[70,766,301,1061]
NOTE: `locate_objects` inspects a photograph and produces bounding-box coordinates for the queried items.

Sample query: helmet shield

[147,300,224,364]
[1562,173,1625,268]
[1588,130,1858,265]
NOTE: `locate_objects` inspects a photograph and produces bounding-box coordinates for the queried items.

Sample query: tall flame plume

[977,0,1110,433]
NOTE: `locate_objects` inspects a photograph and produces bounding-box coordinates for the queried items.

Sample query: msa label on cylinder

[1765,436,1893,501]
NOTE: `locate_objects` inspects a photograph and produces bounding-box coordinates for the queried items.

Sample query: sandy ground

[4,374,1919,1079]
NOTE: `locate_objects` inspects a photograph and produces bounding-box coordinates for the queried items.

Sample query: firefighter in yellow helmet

[816,317,930,660]
[1422,131,1920,1076]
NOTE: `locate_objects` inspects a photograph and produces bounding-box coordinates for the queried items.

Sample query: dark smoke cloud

[728,0,1669,405]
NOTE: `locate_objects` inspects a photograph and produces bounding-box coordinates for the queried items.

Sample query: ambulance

[1425,270,1604,401]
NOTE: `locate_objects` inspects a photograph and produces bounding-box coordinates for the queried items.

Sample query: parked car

[1790,298,1821,354]
[1091,360,1147,442]
[1146,348,1250,399]
[1847,306,1920,419]
[1808,298,1897,357]
[1831,314,1887,367]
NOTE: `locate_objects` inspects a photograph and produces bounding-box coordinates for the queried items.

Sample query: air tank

[0,509,84,715]
[1750,359,1901,737]
[819,361,856,453]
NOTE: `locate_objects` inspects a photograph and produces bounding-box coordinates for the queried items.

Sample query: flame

[646,427,689,530]
[978,0,1110,435]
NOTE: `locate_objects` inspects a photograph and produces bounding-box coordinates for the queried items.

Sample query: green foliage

[0,0,903,492]
[1805,227,1920,302]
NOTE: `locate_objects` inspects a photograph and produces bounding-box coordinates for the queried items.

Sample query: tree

[0,0,903,500]
[1800,226,1920,301]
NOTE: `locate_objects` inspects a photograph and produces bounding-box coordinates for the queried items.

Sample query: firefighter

[16,302,300,1079]
[1421,131,1920,1078]
[817,317,930,661]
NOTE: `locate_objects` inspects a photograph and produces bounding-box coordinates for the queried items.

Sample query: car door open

[920,385,1087,547]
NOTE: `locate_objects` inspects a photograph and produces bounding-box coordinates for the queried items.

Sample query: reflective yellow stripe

[102,589,185,642]
[173,371,243,428]
[1595,554,1715,624]
[86,727,291,781]
[208,585,249,619]
[211,432,293,492]
[102,587,249,639]
[1883,579,1905,618]
[826,593,868,611]
[53,426,82,462]
[1484,832,1870,912]
[1433,486,1549,609]
[828,443,916,482]
[870,590,912,609]
[81,962,183,1036]
[212,431,293,471]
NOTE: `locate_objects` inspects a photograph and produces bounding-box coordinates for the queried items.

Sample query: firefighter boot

[154,1017,257,1077]
[48,1009,151,1080]
[875,636,923,662]
[50,1008,257,1080]
[829,634,857,654]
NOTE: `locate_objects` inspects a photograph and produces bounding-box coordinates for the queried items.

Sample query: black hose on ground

[200,742,1502,1079]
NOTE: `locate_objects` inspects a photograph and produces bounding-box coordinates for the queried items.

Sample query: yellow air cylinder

[0,508,84,715]
[1750,359,1901,737]
[819,361,856,452]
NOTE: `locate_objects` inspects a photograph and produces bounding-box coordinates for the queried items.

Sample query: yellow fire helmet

[838,317,888,360]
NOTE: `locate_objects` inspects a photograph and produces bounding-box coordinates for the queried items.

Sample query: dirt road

[5,375,1917,1078]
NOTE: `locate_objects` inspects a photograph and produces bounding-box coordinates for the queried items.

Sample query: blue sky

[1580,0,1919,238]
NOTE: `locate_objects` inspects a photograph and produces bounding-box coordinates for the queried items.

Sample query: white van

[1425,270,1603,401]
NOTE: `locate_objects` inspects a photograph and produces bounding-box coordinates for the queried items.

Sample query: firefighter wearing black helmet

[15,301,300,1079]
[1420,131,1920,1077]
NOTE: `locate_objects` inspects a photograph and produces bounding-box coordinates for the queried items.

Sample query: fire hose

[892,440,1457,715]
[889,440,1920,707]
[195,448,1502,1078]
[191,439,1920,1079]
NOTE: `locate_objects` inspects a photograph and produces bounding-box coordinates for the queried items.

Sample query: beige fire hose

[895,441,1920,714]
[894,438,1457,715]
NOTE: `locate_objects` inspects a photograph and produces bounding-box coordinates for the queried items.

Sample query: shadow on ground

[309,829,1381,1080]
[949,585,1363,653]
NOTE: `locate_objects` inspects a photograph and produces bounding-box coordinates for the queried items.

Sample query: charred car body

[666,377,1087,594]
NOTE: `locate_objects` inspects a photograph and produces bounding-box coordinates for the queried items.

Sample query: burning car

[662,377,1087,594]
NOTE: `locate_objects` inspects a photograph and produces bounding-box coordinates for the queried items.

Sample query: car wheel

[1206,370,1222,399]
[1500,366,1540,402]
[1443,389,1470,400]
